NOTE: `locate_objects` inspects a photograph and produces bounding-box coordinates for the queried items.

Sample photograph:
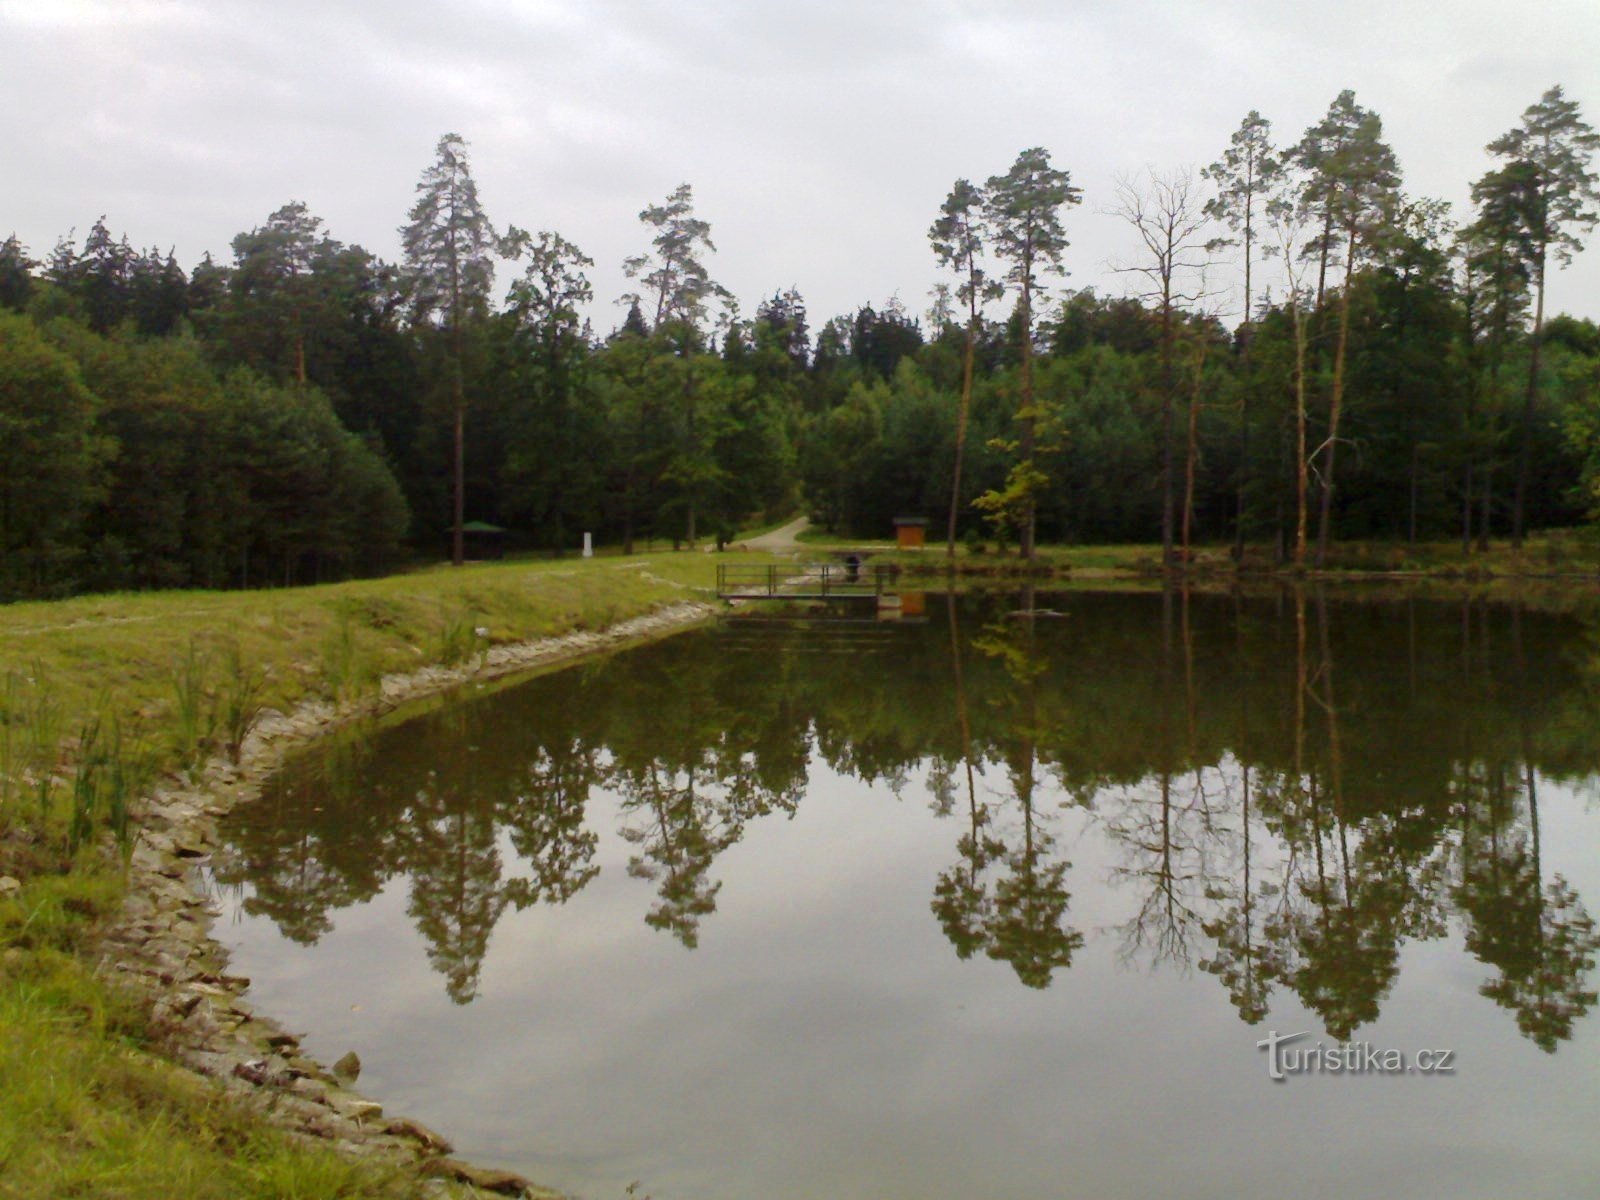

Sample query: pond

[212,587,1600,1200]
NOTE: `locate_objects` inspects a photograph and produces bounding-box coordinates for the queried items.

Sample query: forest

[3,86,1600,600]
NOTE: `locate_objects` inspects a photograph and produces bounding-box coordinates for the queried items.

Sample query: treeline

[0,310,407,595]
[3,86,1599,597]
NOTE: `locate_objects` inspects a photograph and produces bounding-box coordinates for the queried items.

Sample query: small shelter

[457,521,507,561]
[892,516,928,549]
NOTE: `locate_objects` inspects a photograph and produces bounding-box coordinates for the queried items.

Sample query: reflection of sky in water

[213,595,1600,1200]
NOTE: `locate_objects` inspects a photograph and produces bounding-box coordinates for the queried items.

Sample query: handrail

[716,562,893,599]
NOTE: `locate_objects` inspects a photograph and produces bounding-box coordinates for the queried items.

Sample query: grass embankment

[0,551,750,1199]
[796,525,1600,580]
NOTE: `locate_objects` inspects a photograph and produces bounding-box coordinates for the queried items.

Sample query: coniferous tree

[1291,91,1401,565]
[622,183,728,331]
[402,133,499,566]
[1485,86,1600,547]
[978,148,1081,559]
[1204,111,1282,553]
[931,179,1001,556]
[501,231,599,548]
[0,236,35,312]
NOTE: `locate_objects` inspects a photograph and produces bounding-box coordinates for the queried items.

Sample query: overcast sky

[4,0,1599,333]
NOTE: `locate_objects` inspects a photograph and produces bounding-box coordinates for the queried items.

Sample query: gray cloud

[3,0,1597,326]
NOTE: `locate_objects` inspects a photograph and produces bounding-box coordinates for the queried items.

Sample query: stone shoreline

[96,601,720,1198]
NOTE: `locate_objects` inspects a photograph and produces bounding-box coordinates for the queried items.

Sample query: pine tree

[1291,91,1400,565]
[0,236,35,312]
[1485,86,1600,546]
[931,179,1002,557]
[401,133,499,565]
[979,148,1081,559]
[1204,111,1282,554]
[622,183,728,332]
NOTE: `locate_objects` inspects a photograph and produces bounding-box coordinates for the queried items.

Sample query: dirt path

[741,515,810,552]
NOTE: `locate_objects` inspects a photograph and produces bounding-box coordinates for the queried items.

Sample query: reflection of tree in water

[616,764,734,948]
[1456,766,1600,1051]
[1453,605,1600,1051]
[403,699,615,1003]
[1199,595,1288,1023]
[1106,585,1229,970]
[930,593,1002,960]
[404,770,510,1004]
[220,590,1600,1032]
[219,734,395,945]
[1261,591,1414,1040]
[503,738,602,908]
[938,589,1082,989]
[612,735,804,949]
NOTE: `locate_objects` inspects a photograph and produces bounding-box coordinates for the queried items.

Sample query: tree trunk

[684,368,698,547]
[1314,202,1335,313]
[452,375,465,567]
[947,320,977,558]
[1235,212,1254,560]
[1315,224,1357,569]
[1018,285,1037,561]
[1293,303,1310,567]
[1182,338,1205,561]
[1479,464,1493,552]
[1408,445,1420,546]
[1512,246,1547,550]
[1159,292,1175,565]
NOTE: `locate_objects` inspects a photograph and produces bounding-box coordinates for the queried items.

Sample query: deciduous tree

[1112,166,1211,563]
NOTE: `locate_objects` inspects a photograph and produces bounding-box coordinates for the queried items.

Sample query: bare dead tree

[1110,167,1212,566]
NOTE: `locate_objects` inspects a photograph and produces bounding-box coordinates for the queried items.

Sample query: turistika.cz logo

[1256,1030,1457,1081]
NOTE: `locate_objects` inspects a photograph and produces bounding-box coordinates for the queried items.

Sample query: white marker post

[582,532,593,559]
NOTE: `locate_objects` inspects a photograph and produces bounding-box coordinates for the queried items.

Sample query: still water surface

[214,589,1600,1199]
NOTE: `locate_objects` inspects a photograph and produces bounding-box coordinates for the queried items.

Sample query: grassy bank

[795,526,1600,579]
[0,550,751,1199]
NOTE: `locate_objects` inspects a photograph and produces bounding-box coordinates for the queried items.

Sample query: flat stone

[289,1076,331,1102]
[167,992,204,1019]
[384,1116,454,1155]
[330,1094,384,1122]
[422,1157,538,1197]
[233,1059,275,1086]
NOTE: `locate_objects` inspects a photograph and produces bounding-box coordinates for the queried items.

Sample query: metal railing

[716,561,894,599]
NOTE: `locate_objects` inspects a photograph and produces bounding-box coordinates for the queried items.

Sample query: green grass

[794,526,1600,579]
[0,951,426,1199]
[0,552,739,811]
[0,548,764,1199]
